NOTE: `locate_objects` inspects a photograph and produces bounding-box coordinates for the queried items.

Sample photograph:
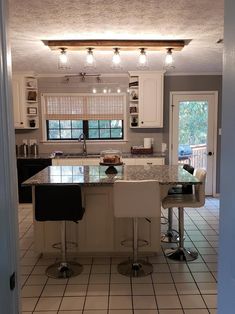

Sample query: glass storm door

[170,92,218,196]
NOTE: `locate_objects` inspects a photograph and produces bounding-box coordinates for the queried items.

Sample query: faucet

[78,133,87,156]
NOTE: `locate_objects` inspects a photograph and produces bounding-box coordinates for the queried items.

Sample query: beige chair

[114,180,161,277]
[162,168,206,261]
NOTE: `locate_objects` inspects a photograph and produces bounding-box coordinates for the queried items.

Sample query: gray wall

[15,74,222,192]
[218,0,235,311]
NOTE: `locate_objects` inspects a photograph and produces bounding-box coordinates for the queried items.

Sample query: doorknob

[208,152,213,156]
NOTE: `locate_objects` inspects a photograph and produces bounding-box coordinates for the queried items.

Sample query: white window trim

[41,92,127,142]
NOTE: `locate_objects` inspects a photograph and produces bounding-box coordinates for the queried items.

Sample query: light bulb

[117,88,121,93]
[59,48,67,64]
[86,48,95,65]
[112,48,121,65]
[139,48,147,65]
[165,48,173,65]
[103,88,107,93]
[92,88,97,94]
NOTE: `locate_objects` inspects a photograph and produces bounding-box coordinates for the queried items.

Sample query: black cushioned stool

[161,164,194,243]
[35,185,85,279]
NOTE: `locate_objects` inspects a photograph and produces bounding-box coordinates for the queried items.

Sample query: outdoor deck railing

[178,144,207,169]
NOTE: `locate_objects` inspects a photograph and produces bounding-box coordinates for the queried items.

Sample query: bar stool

[162,168,206,261]
[113,180,161,277]
[161,164,194,244]
[35,185,85,278]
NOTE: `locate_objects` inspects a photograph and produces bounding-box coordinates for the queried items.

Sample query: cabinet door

[139,73,164,128]
[54,159,83,166]
[81,158,100,165]
[12,76,25,128]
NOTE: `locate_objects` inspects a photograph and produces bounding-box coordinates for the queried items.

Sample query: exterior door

[170,92,218,195]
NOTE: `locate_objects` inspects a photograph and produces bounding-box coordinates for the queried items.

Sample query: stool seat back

[35,185,84,221]
[114,180,161,218]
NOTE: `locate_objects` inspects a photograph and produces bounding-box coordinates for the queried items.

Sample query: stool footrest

[52,241,78,250]
[120,238,149,248]
[161,229,179,243]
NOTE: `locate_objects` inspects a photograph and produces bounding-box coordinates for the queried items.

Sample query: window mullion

[83,120,89,138]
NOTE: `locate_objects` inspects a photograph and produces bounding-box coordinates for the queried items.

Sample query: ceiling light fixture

[44,40,187,70]
[85,48,95,67]
[165,48,174,66]
[58,48,69,69]
[138,48,148,67]
[112,48,121,68]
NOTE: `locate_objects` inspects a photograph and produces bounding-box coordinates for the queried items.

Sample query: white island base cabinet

[34,186,161,255]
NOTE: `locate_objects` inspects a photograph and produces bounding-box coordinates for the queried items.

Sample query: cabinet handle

[147,162,153,165]
[141,121,144,124]
[20,122,23,125]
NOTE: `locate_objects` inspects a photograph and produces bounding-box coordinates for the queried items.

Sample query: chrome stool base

[117,259,153,277]
[164,247,198,262]
[46,261,83,279]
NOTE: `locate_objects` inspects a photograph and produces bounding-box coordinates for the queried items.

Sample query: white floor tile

[156,295,181,309]
[179,295,207,309]
[59,296,85,310]
[133,295,157,310]
[84,296,109,310]
[42,284,66,297]
[109,296,133,310]
[64,284,87,296]
[34,297,61,311]
[21,297,38,311]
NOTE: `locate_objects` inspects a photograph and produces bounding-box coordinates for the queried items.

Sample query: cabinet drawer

[122,158,136,165]
[135,158,164,165]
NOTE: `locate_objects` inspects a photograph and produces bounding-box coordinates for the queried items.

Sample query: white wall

[0,0,20,312]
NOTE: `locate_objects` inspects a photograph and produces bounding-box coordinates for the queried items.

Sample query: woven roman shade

[42,94,125,120]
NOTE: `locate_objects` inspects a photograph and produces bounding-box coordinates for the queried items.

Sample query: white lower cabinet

[34,186,161,254]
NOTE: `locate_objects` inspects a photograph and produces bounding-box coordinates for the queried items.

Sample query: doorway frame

[169,91,218,196]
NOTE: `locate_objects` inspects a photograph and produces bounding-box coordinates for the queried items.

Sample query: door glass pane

[178,101,208,170]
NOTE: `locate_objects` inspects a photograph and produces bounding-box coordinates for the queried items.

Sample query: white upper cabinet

[12,74,39,129]
[129,71,165,128]
[12,75,25,128]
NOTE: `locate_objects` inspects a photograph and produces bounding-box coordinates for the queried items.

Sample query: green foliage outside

[179,101,208,145]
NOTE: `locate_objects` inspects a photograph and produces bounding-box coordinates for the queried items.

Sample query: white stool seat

[163,193,199,208]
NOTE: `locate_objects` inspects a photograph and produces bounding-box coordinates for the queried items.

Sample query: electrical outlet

[29,139,37,146]
[22,139,28,145]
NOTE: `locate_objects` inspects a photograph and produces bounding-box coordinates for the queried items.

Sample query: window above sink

[41,93,126,142]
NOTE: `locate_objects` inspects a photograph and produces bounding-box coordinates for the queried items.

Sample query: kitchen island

[23,164,200,256]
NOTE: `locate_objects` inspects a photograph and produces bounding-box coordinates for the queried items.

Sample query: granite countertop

[17,153,52,159]
[17,152,166,159]
[23,164,200,187]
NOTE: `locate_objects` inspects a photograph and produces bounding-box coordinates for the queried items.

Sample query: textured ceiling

[9,0,224,75]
